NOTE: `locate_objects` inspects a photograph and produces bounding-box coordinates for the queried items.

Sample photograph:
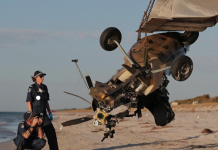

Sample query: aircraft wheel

[181,32,199,45]
[171,55,193,81]
[100,27,122,51]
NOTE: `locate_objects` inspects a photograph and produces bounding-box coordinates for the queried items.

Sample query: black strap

[28,128,32,134]
[16,138,23,150]
[129,50,140,68]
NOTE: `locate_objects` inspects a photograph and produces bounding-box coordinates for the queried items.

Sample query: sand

[0,140,16,150]
[2,104,218,150]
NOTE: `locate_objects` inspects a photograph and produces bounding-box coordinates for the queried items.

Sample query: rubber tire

[171,55,193,81]
[181,32,199,45]
[100,27,122,51]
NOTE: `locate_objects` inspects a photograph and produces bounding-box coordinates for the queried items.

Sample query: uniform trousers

[43,115,59,150]
[14,134,46,150]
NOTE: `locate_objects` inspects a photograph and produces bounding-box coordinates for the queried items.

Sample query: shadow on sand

[93,133,218,150]
[170,143,218,150]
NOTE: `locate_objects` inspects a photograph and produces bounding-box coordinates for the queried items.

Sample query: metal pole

[151,66,171,74]
[72,59,89,90]
[113,40,135,65]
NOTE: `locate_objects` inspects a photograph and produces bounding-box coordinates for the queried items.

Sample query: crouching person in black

[13,111,46,150]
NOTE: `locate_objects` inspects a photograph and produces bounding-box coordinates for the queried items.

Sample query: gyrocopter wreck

[62,0,218,141]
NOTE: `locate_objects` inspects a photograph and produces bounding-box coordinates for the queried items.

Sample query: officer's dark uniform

[26,82,59,150]
[13,121,46,150]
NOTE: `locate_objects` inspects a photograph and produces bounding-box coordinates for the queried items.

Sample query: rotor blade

[61,117,93,127]
[64,91,91,105]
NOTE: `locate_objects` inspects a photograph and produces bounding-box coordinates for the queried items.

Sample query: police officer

[26,70,59,150]
[13,111,46,150]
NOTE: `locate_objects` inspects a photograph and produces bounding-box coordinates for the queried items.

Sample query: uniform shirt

[17,121,38,142]
[26,82,50,102]
[26,82,50,115]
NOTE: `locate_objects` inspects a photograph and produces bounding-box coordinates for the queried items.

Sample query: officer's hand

[38,118,43,126]
[32,116,39,126]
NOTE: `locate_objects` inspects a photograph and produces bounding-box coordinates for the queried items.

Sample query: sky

[1,0,218,112]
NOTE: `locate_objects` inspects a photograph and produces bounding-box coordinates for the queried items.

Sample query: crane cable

[137,0,156,67]
[72,77,82,93]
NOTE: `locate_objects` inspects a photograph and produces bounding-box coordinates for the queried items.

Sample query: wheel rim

[180,63,190,75]
[107,35,120,46]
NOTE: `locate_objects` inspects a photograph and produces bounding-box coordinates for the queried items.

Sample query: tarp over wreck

[138,0,218,33]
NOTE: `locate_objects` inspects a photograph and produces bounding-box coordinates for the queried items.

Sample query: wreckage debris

[189,145,206,148]
[201,128,213,134]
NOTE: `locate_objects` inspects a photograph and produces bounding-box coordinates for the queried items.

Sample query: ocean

[0,112,24,143]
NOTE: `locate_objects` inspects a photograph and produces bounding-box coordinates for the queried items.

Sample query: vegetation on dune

[172,94,218,104]
[85,106,92,110]
[55,108,77,111]
[55,106,92,111]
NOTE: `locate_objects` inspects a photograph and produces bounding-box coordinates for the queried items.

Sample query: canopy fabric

[138,0,218,33]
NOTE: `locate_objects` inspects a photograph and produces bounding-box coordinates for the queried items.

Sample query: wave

[0,112,23,144]
[0,121,7,126]
[0,137,11,144]
[0,129,16,136]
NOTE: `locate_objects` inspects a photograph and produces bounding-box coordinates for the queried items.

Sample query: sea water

[0,112,24,143]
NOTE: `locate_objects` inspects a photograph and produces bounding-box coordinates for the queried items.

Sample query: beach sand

[0,140,16,150]
[2,104,218,150]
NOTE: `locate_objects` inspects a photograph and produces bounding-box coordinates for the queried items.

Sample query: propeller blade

[64,91,91,105]
[61,117,93,127]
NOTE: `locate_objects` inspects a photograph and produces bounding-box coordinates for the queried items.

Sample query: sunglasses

[39,76,44,78]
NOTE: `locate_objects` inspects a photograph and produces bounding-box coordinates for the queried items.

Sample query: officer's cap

[23,111,36,121]
[34,70,46,78]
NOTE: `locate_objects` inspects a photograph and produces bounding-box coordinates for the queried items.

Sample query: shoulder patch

[28,88,31,92]
[21,124,24,128]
